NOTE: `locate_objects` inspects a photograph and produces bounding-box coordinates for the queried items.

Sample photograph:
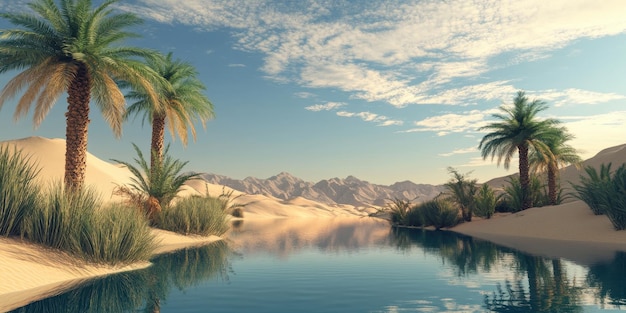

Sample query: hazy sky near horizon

[0,0,625,185]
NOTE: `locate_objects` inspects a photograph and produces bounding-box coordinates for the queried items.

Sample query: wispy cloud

[403,109,500,136]
[336,111,403,126]
[228,63,246,67]
[294,92,316,99]
[122,0,626,110]
[304,102,346,112]
[439,147,479,157]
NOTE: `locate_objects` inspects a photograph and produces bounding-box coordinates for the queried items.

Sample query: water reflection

[226,217,391,257]
[389,228,626,312]
[11,241,230,313]
[10,220,626,312]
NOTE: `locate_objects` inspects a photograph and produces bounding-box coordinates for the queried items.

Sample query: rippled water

[10,217,626,312]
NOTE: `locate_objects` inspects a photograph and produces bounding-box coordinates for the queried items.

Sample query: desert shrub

[502,175,546,212]
[0,146,41,237]
[420,199,460,230]
[573,163,626,230]
[474,184,496,219]
[572,163,612,215]
[23,184,97,251]
[386,198,411,225]
[404,205,425,227]
[158,195,229,236]
[24,184,155,265]
[78,203,156,264]
[444,167,477,222]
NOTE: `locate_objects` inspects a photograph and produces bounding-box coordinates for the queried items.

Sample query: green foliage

[420,199,460,230]
[112,143,199,220]
[573,163,626,230]
[444,167,477,222]
[501,175,546,212]
[474,184,496,219]
[572,163,612,215]
[479,91,562,211]
[386,198,412,225]
[78,203,156,264]
[158,195,229,236]
[0,146,41,237]
[23,184,155,265]
[384,198,424,227]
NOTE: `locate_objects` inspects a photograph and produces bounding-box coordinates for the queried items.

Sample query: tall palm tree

[0,0,160,191]
[530,127,581,205]
[479,91,561,210]
[124,52,214,171]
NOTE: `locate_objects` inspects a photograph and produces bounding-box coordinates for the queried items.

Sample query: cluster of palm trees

[0,0,213,193]
[479,91,581,210]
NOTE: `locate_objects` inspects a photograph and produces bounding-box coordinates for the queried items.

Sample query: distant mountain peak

[197,172,445,207]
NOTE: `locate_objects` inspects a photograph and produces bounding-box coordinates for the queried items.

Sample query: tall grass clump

[23,184,97,251]
[572,163,612,215]
[78,203,156,264]
[420,199,460,230]
[474,184,496,219]
[24,184,155,265]
[158,195,229,236]
[0,146,41,237]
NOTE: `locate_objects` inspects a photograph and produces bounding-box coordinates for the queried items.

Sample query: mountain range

[198,172,446,207]
[198,142,626,208]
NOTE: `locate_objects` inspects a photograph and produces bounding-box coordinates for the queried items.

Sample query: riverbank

[451,200,626,264]
[0,229,220,312]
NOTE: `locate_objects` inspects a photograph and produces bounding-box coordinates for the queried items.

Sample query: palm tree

[530,127,581,205]
[124,52,214,171]
[112,143,198,223]
[0,0,160,192]
[479,91,561,210]
[444,167,477,222]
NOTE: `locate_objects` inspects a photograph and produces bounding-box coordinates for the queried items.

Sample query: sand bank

[451,200,626,264]
[0,230,220,312]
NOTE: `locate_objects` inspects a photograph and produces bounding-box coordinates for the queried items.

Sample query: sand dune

[1,136,626,310]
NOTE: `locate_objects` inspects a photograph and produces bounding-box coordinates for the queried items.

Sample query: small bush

[158,196,229,236]
[502,175,546,212]
[420,199,460,230]
[386,198,411,225]
[572,164,612,215]
[404,205,425,227]
[0,146,41,237]
[474,184,496,219]
[573,163,626,230]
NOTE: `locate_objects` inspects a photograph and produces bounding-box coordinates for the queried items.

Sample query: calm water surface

[10,217,626,312]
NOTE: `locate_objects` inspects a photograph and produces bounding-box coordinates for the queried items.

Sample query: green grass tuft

[23,184,155,265]
[158,195,229,236]
[0,146,41,237]
[420,199,460,230]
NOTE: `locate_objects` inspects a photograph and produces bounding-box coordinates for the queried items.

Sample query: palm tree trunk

[150,113,166,172]
[65,63,91,192]
[518,143,532,210]
[548,164,557,205]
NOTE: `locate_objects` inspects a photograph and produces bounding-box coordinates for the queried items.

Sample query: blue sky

[0,0,625,185]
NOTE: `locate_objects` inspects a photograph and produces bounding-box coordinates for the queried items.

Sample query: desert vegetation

[573,163,626,230]
[0,0,228,266]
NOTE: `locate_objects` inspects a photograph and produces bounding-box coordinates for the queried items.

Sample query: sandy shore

[0,230,220,312]
[451,200,626,265]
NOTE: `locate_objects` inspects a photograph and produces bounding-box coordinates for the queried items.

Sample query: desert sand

[0,136,625,310]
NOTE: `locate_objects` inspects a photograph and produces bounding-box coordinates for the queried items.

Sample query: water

[9,217,626,312]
